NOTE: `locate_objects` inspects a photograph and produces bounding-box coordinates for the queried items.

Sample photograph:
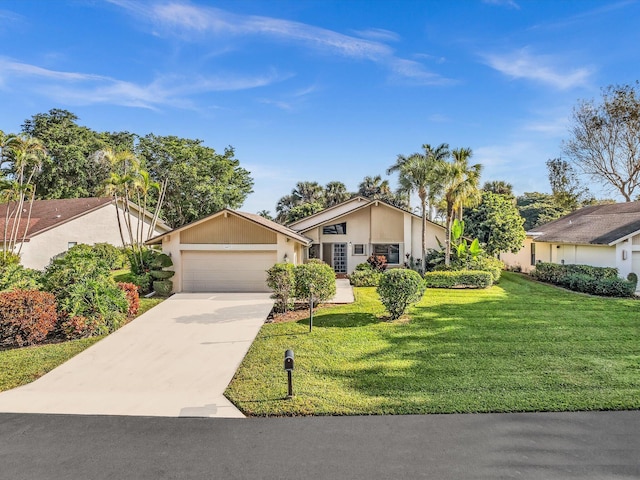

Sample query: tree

[358,174,392,200]
[137,134,253,227]
[292,181,325,205]
[285,202,324,223]
[324,181,351,207]
[275,180,353,223]
[546,157,592,210]
[440,148,482,266]
[483,180,513,197]
[464,191,526,256]
[516,192,569,230]
[257,210,273,220]
[563,82,640,201]
[21,109,134,199]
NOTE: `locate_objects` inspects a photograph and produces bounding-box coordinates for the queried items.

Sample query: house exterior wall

[500,237,534,273]
[288,197,368,231]
[17,203,167,270]
[180,214,277,244]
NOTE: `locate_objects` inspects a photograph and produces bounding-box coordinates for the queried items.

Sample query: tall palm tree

[324,181,351,207]
[293,181,324,205]
[358,174,392,200]
[483,180,513,197]
[441,148,482,266]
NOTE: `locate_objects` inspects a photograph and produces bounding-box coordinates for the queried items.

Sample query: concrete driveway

[0,293,274,418]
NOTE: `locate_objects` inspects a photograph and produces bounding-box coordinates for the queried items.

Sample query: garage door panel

[182,251,275,292]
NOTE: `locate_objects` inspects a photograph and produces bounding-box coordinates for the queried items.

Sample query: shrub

[43,244,111,295]
[0,290,58,347]
[349,269,382,287]
[117,282,140,317]
[377,269,425,320]
[532,263,618,284]
[0,252,21,267]
[59,315,98,339]
[0,263,43,292]
[532,262,635,297]
[266,263,296,313]
[355,262,373,272]
[92,243,128,270]
[152,280,173,297]
[59,280,128,334]
[424,270,493,289]
[463,256,503,283]
[627,272,638,289]
[367,255,387,272]
[295,262,336,304]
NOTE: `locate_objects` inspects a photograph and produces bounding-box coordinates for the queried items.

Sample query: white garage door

[182,251,276,292]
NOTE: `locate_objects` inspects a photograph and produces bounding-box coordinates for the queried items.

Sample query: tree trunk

[420,195,427,272]
[445,204,454,266]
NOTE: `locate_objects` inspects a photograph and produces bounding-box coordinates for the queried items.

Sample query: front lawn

[225,272,640,416]
[0,297,163,392]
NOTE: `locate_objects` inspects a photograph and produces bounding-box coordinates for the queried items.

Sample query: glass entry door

[333,243,347,274]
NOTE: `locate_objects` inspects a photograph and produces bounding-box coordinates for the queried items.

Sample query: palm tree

[292,181,324,205]
[483,180,513,196]
[358,175,392,200]
[324,181,351,207]
[441,148,483,266]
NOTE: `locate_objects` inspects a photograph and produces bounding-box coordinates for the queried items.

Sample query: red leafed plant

[0,290,58,347]
[117,282,140,317]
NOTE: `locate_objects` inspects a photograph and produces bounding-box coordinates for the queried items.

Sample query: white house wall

[289,197,368,231]
[18,203,166,270]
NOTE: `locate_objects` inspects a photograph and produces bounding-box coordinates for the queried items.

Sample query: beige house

[146,209,311,292]
[288,196,447,274]
[0,197,170,270]
[501,202,640,289]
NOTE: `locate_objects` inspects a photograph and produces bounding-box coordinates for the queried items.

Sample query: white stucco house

[0,197,171,270]
[149,196,448,293]
[501,202,640,288]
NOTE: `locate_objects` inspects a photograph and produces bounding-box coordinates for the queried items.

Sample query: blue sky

[1,0,639,214]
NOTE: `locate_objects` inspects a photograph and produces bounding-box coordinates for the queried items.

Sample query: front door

[333,242,347,274]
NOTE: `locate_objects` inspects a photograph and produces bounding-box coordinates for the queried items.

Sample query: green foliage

[137,134,254,227]
[377,269,425,320]
[266,263,296,313]
[516,192,570,230]
[464,255,503,283]
[546,158,592,211]
[152,280,173,297]
[117,282,140,317]
[0,252,21,267]
[464,191,526,255]
[0,263,43,292]
[43,244,111,293]
[424,270,493,289]
[285,202,324,224]
[0,290,58,347]
[627,272,638,288]
[355,262,373,272]
[349,269,382,287]
[294,262,336,304]
[91,243,128,270]
[532,262,634,297]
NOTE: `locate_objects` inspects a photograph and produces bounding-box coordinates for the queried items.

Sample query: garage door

[632,252,640,292]
[182,251,276,292]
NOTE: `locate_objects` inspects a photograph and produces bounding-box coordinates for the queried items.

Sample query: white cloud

[482,0,520,9]
[482,48,592,90]
[524,116,569,136]
[109,0,451,86]
[351,28,400,43]
[0,56,286,109]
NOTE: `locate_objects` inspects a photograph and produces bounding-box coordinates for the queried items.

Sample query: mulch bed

[266,303,330,323]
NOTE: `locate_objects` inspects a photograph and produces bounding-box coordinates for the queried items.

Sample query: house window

[353,244,366,255]
[322,222,347,235]
[530,242,536,266]
[308,244,320,259]
[373,244,400,264]
[68,242,77,250]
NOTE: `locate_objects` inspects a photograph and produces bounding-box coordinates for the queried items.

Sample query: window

[322,222,347,235]
[353,244,366,255]
[373,244,400,264]
[530,242,536,266]
[68,242,77,250]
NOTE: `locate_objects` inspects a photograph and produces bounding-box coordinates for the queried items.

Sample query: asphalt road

[1,411,639,479]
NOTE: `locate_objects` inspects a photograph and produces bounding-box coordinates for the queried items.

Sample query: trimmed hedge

[266,263,296,313]
[424,270,493,289]
[0,290,58,347]
[532,262,635,297]
[295,262,336,304]
[349,269,382,287]
[377,269,425,320]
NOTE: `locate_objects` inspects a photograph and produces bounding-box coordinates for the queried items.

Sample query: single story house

[0,197,171,270]
[146,209,312,292]
[500,202,640,286]
[148,197,448,293]
[287,196,447,274]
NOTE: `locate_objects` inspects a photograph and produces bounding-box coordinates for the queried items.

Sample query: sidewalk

[328,278,355,303]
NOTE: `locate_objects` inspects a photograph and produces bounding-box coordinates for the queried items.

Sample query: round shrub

[0,263,43,292]
[377,269,425,320]
[266,263,296,313]
[91,243,128,270]
[349,269,382,287]
[294,261,336,304]
[153,280,173,297]
[0,290,58,347]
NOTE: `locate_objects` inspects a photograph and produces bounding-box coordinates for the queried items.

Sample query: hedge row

[532,262,636,297]
[424,270,493,289]
[349,269,382,287]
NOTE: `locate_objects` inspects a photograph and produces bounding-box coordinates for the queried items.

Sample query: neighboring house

[501,202,640,286]
[0,197,171,270]
[287,196,447,274]
[146,209,312,293]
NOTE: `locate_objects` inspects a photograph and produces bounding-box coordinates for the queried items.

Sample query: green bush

[627,272,638,289]
[424,270,493,289]
[532,263,618,284]
[0,252,21,267]
[377,269,425,320]
[355,262,373,272]
[349,269,382,287]
[92,243,128,270]
[532,262,635,297]
[117,282,140,317]
[295,261,336,304]
[464,255,503,283]
[153,280,173,296]
[0,263,43,292]
[266,263,296,313]
[0,290,58,347]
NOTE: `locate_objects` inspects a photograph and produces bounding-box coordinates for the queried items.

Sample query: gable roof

[0,197,171,243]
[289,197,446,234]
[146,208,313,246]
[529,201,640,246]
[287,196,370,229]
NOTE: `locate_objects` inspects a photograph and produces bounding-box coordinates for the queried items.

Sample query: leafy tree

[275,180,353,223]
[257,210,273,220]
[21,109,133,199]
[324,181,351,207]
[483,180,513,197]
[516,192,570,230]
[464,191,525,256]
[563,82,640,201]
[285,202,324,223]
[546,157,592,210]
[137,134,253,227]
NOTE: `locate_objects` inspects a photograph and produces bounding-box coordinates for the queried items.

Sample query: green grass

[0,296,164,392]
[225,272,640,416]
